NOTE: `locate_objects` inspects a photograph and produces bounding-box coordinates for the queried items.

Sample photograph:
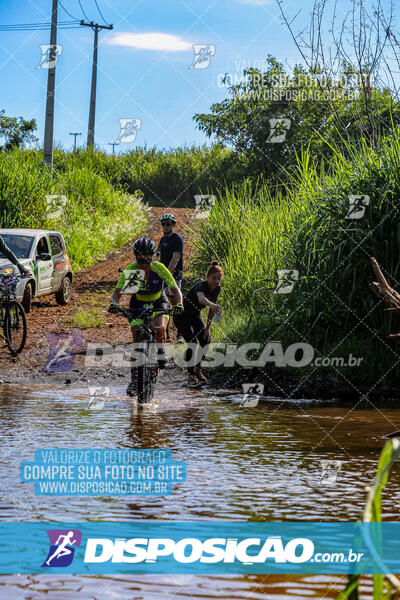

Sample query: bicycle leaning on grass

[108,304,174,404]
[0,274,27,355]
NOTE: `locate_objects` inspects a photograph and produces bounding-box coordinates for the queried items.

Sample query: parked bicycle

[108,305,173,404]
[0,274,27,355]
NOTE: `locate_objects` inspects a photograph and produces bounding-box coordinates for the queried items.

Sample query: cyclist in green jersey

[109,236,183,395]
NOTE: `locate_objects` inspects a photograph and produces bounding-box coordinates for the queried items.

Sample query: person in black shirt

[0,235,30,276]
[173,260,223,388]
[157,213,184,342]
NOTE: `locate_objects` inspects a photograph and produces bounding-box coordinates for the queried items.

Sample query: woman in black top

[173,260,223,388]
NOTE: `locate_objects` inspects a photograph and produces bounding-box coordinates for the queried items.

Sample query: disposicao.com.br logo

[0,522,397,574]
[83,535,316,564]
[40,532,364,570]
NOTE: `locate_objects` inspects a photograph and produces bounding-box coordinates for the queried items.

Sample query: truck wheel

[21,283,32,314]
[55,276,72,305]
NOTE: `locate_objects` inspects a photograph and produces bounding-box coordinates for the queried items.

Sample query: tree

[277,0,400,147]
[194,56,398,183]
[0,110,38,150]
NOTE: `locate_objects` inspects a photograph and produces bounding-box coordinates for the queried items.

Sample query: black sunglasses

[161,221,173,226]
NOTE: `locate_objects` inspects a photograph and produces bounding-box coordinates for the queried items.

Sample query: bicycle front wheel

[4,301,27,355]
[137,363,158,404]
[135,333,158,404]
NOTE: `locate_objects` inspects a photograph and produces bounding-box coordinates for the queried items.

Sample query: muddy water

[1,381,400,599]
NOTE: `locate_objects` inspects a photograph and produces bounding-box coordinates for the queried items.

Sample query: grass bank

[0,148,149,270]
[190,132,400,391]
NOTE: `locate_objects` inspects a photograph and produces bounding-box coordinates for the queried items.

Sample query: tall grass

[336,439,400,600]
[0,148,149,270]
[187,180,298,310]
[53,144,246,207]
[190,131,400,386]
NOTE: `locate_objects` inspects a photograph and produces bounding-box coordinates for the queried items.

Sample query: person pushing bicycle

[108,236,183,396]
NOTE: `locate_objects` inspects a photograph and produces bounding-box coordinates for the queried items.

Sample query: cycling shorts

[128,293,170,326]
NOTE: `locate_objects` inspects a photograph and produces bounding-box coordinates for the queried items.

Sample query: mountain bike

[109,305,173,404]
[0,274,27,355]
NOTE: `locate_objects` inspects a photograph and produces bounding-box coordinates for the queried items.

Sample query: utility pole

[43,0,58,167]
[80,20,113,148]
[108,142,119,154]
[69,132,82,151]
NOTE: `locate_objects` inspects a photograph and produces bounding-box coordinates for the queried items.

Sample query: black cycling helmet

[133,236,156,256]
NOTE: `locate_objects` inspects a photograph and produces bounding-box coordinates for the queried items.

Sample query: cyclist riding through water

[108,236,183,396]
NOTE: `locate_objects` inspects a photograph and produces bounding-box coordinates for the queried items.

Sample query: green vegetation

[1,30,399,391]
[81,290,113,307]
[52,144,245,207]
[0,110,37,150]
[189,131,400,387]
[195,56,399,184]
[0,147,149,270]
[67,307,105,329]
[336,439,400,599]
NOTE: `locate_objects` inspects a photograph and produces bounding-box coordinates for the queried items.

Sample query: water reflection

[0,382,399,598]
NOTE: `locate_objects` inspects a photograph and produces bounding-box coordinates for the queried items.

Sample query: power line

[0,21,72,27]
[70,131,82,150]
[108,142,119,154]
[93,0,108,25]
[59,0,80,21]
[77,0,90,21]
[0,20,80,31]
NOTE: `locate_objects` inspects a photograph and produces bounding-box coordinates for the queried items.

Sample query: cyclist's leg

[125,325,141,394]
[150,293,170,367]
[127,295,145,391]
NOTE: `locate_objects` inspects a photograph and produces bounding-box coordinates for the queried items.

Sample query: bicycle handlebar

[0,273,22,289]
[108,305,178,321]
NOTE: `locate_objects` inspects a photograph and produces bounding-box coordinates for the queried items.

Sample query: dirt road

[0,208,196,385]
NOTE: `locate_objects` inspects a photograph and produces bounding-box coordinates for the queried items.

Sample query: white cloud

[105,32,192,52]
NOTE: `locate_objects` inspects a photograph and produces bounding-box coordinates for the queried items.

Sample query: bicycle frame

[118,305,171,339]
[0,274,27,355]
[110,305,174,403]
[0,274,19,322]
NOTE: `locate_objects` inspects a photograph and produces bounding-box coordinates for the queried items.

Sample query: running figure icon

[42,529,82,568]
[46,531,77,566]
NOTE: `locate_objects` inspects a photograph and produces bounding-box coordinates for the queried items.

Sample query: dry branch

[370,257,400,336]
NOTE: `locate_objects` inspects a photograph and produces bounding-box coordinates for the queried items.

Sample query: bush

[53,145,247,207]
[0,148,149,270]
[189,131,400,387]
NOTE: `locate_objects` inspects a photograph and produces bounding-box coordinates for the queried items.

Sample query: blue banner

[0,522,399,574]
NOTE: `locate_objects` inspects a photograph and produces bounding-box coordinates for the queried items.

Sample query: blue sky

[0,0,316,152]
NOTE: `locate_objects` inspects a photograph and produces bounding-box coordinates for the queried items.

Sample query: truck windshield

[0,235,34,259]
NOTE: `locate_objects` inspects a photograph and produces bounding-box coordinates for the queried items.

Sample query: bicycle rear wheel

[4,301,27,355]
